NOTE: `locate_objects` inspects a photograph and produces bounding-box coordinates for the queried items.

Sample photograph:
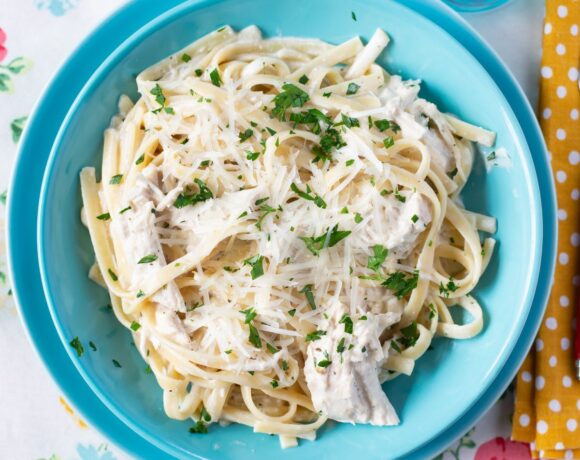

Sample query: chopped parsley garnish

[209,68,222,87]
[360,315,367,320]
[119,206,131,214]
[96,212,110,221]
[374,119,391,131]
[136,290,146,298]
[223,266,239,273]
[449,168,458,179]
[312,127,345,163]
[299,74,309,84]
[318,358,332,368]
[394,186,406,203]
[383,136,395,148]
[340,207,349,214]
[112,359,122,368]
[266,343,278,354]
[354,213,363,224]
[174,178,213,208]
[346,82,360,95]
[248,323,262,348]
[238,128,253,142]
[181,53,191,62]
[200,405,211,422]
[367,244,388,272]
[200,160,212,167]
[164,107,175,115]
[109,174,123,185]
[340,114,360,128]
[255,197,269,206]
[382,271,419,298]
[288,308,297,317]
[281,360,289,371]
[150,83,166,108]
[136,154,145,165]
[305,330,327,342]
[299,224,351,256]
[271,83,310,121]
[255,199,280,230]
[145,365,153,374]
[189,421,208,434]
[300,284,317,310]
[240,307,257,324]
[270,379,279,388]
[69,337,84,357]
[397,322,419,348]
[439,277,458,298]
[194,68,203,77]
[108,268,118,281]
[225,349,232,354]
[391,340,402,353]
[290,183,326,208]
[266,127,277,136]
[138,254,158,264]
[289,108,331,133]
[411,214,419,223]
[346,159,355,166]
[428,303,437,319]
[487,151,496,161]
[337,337,346,354]
[244,255,265,279]
[339,314,353,334]
[238,211,248,219]
[89,341,97,351]
[130,321,141,332]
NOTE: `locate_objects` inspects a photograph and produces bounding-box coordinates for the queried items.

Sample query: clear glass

[441,0,513,12]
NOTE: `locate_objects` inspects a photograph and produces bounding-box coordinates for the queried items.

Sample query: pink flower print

[0,28,7,63]
[475,437,532,460]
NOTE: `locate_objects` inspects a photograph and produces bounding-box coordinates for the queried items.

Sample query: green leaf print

[10,116,27,143]
[6,57,33,74]
[0,73,13,92]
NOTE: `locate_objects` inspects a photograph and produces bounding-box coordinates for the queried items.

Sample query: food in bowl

[79,26,497,447]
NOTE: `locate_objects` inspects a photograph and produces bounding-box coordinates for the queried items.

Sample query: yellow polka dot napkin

[512,1,580,458]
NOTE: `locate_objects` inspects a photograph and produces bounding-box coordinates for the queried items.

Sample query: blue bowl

[33,0,550,458]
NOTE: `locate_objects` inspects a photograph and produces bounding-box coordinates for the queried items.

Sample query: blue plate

[6,1,555,459]
[38,1,545,459]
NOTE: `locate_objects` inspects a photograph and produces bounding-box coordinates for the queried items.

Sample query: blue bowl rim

[37,0,545,457]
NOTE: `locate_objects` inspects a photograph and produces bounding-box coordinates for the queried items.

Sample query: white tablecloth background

[0,1,544,458]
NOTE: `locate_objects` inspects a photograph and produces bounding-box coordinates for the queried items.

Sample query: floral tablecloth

[0,1,545,459]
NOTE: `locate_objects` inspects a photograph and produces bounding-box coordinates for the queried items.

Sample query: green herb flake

[174,178,213,208]
[346,82,360,96]
[271,83,310,121]
[194,68,203,77]
[244,255,265,279]
[322,92,332,98]
[367,244,388,272]
[374,119,391,132]
[391,340,402,353]
[189,421,208,434]
[305,330,327,342]
[150,83,166,108]
[181,53,192,62]
[411,214,419,223]
[248,323,262,348]
[109,174,123,185]
[130,321,141,332]
[136,290,146,298]
[299,224,351,256]
[339,314,354,334]
[439,277,458,298]
[397,322,419,348]
[354,213,363,224]
[210,68,222,87]
[298,74,309,84]
[383,136,395,148]
[346,159,355,166]
[340,207,349,214]
[119,206,131,214]
[96,212,110,221]
[135,154,145,165]
[382,271,419,298]
[394,186,406,203]
[318,358,332,368]
[341,114,360,128]
[290,183,326,209]
[200,405,211,422]
[266,343,278,354]
[288,308,297,317]
[300,284,317,310]
[270,379,279,388]
[487,151,496,161]
[69,337,84,357]
[238,128,253,142]
[337,337,346,354]
[108,269,118,281]
[225,349,232,354]
[138,254,158,264]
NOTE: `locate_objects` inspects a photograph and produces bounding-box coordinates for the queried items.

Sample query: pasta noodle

[80,26,497,447]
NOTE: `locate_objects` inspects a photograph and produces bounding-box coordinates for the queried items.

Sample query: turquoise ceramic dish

[38,1,543,458]
[5,0,553,459]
